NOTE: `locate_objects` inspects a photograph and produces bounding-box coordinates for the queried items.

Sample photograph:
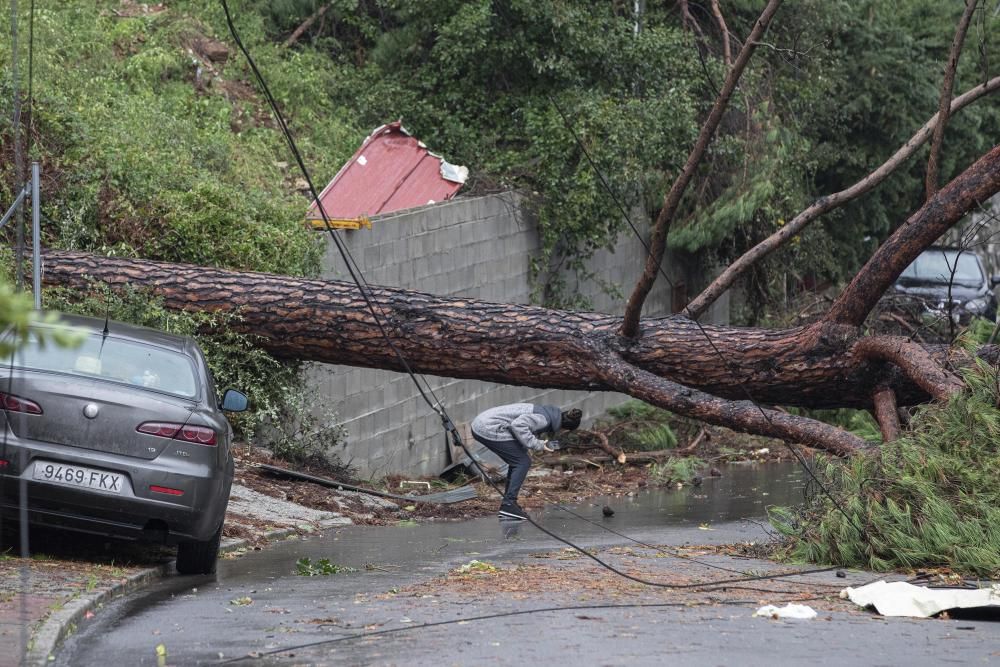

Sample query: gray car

[892,246,999,324]
[0,313,247,574]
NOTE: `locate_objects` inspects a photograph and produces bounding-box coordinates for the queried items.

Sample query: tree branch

[591,353,866,456]
[283,2,333,49]
[709,0,733,68]
[574,429,627,464]
[42,250,987,415]
[826,143,1000,326]
[926,0,978,200]
[621,0,783,338]
[871,386,901,442]
[852,337,965,402]
[685,75,1000,320]
[677,0,707,42]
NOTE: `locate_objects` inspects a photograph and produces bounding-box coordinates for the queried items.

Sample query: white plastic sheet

[754,603,818,619]
[841,580,1000,617]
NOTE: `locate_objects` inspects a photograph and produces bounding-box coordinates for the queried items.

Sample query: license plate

[32,461,125,494]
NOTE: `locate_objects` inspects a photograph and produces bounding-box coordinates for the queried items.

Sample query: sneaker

[498,502,528,520]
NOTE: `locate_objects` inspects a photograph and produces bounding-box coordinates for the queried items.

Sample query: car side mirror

[992,274,1000,289]
[221,389,249,413]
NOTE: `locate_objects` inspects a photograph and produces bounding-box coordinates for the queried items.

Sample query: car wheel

[176,522,223,575]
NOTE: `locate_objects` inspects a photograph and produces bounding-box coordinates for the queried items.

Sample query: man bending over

[471,403,583,520]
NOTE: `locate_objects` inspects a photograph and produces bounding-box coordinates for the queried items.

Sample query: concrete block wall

[307,193,729,478]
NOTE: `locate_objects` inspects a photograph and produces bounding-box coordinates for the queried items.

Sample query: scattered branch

[573,429,627,464]
[674,427,708,455]
[541,449,676,469]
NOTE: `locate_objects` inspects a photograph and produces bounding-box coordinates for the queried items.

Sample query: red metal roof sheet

[307,121,467,224]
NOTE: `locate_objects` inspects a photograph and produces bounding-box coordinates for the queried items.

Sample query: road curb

[24,517,348,666]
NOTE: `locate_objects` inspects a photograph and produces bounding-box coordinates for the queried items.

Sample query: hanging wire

[220,595,827,664]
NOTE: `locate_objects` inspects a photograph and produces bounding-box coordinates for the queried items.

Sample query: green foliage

[957,316,997,346]
[772,363,1000,576]
[0,249,79,354]
[254,383,350,468]
[0,2,331,276]
[633,423,678,451]
[4,0,996,313]
[649,456,705,486]
[295,557,354,576]
[605,400,678,452]
[0,285,77,356]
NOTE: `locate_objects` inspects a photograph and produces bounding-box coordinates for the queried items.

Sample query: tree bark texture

[925,0,977,200]
[871,386,901,443]
[41,250,932,409]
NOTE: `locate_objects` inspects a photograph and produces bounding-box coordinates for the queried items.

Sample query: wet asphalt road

[56,464,1000,666]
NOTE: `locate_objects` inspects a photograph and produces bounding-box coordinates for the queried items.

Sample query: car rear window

[899,250,984,286]
[5,333,199,399]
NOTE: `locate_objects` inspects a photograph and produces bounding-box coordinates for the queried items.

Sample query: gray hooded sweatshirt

[471,403,562,452]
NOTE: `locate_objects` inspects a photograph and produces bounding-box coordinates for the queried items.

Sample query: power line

[219,595,822,664]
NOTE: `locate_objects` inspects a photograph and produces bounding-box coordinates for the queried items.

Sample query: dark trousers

[472,434,531,505]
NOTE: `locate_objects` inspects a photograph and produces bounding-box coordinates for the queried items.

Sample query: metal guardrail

[2,161,43,308]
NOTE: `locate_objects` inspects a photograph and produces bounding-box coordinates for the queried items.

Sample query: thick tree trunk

[47,248,994,457]
[43,250,934,411]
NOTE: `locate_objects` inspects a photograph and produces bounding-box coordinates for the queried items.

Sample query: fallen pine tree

[27,0,1000,576]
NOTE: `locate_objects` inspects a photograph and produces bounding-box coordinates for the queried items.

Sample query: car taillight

[178,425,217,445]
[150,485,184,496]
[137,422,217,446]
[0,391,42,414]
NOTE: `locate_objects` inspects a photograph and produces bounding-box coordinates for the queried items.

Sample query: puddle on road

[216,461,807,584]
[573,459,809,526]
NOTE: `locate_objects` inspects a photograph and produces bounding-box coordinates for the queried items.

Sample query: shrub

[605,400,678,451]
[649,457,705,485]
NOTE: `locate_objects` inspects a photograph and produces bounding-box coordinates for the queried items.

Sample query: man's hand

[543,440,561,452]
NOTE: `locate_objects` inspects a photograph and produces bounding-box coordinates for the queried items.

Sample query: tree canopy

[5,1,996,313]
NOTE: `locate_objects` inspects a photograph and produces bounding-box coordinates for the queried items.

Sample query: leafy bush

[771,362,1000,576]
[605,400,678,451]
[649,457,705,485]
[2,2,336,277]
[251,380,349,468]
